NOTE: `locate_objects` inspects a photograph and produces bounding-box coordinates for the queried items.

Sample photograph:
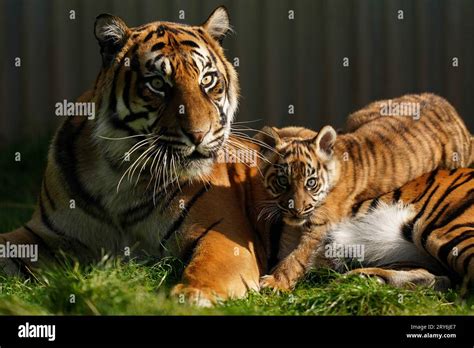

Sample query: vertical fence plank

[444,0,462,111]
[311,0,326,128]
[262,0,289,127]
[294,0,318,129]
[1,0,23,147]
[415,0,430,92]
[385,0,403,98]
[460,0,474,131]
[323,0,352,125]
[22,0,42,138]
[353,0,371,111]
[0,0,8,146]
[232,0,264,126]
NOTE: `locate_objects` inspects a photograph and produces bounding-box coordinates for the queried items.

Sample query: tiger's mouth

[176,136,226,163]
[281,208,315,226]
[127,133,226,185]
[175,143,220,161]
[187,150,213,161]
[172,146,219,179]
[283,216,308,226]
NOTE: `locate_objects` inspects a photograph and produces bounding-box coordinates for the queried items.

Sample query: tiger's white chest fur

[37,146,191,260]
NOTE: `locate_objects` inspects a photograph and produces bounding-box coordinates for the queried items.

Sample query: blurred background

[0,0,473,147]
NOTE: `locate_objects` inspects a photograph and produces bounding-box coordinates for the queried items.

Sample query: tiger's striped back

[339,93,473,202]
[329,168,474,287]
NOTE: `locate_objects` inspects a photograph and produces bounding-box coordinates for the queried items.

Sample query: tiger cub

[256,93,473,291]
[323,168,474,291]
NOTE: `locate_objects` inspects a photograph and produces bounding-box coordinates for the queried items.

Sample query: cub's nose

[183,129,208,145]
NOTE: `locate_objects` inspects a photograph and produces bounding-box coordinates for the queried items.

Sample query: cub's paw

[171,284,217,308]
[259,274,292,292]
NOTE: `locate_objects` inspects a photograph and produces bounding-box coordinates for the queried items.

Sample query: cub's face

[258,126,338,226]
[93,7,239,186]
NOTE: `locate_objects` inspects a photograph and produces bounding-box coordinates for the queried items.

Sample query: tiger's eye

[202,75,213,85]
[201,73,216,88]
[150,77,164,90]
[276,175,288,187]
[306,178,317,188]
[146,76,166,94]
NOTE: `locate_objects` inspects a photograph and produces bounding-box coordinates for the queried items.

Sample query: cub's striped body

[326,168,474,290]
[0,7,269,306]
[257,94,474,291]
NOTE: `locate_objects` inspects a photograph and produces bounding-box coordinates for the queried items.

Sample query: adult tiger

[325,168,474,292]
[0,7,268,306]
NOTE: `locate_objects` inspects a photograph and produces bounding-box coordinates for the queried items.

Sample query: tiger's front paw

[259,274,292,292]
[171,283,218,307]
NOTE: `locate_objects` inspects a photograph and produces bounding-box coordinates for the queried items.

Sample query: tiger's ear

[202,6,231,42]
[254,126,282,149]
[94,14,130,66]
[312,125,337,161]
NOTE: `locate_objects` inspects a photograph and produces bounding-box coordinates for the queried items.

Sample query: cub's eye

[276,175,288,188]
[146,77,165,94]
[201,72,217,89]
[306,178,317,189]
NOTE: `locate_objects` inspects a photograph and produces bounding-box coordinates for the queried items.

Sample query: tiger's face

[259,126,338,226]
[92,7,239,186]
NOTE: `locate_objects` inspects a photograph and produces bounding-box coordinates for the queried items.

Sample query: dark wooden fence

[1,0,473,147]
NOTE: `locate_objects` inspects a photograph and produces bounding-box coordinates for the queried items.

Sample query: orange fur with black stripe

[257,94,473,291]
[324,168,474,292]
[0,7,271,306]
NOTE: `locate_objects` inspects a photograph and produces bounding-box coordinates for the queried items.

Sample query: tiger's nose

[289,207,304,217]
[183,129,208,145]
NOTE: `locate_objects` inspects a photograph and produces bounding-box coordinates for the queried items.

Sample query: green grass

[1,260,472,315]
[0,138,473,315]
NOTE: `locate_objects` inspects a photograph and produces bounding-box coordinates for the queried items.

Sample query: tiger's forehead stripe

[280,142,314,164]
[135,23,196,41]
[134,25,225,84]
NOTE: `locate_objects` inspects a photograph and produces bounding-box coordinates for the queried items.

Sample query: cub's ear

[254,126,281,149]
[312,125,337,161]
[94,14,130,66]
[202,6,231,42]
